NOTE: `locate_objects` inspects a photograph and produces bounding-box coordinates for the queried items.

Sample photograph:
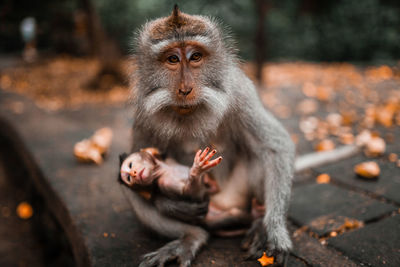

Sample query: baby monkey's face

[120,151,157,187]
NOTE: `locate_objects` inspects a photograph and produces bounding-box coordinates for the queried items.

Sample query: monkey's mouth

[172,105,197,115]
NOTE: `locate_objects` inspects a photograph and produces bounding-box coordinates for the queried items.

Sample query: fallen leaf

[74,127,113,164]
[297,99,318,115]
[339,132,354,145]
[91,127,113,154]
[316,174,330,184]
[354,161,380,179]
[257,252,274,266]
[355,130,372,146]
[388,153,398,163]
[315,139,335,152]
[364,137,386,157]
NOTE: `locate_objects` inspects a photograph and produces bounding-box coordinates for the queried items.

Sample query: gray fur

[129,9,295,265]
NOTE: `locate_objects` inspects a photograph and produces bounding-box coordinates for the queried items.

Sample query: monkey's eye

[167,55,180,64]
[129,162,132,168]
[190,52,202,62]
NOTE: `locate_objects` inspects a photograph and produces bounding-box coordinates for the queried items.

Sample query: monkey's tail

[294,145,360,173]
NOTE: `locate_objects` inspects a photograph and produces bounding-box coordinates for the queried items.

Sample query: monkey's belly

[209,160,250,211]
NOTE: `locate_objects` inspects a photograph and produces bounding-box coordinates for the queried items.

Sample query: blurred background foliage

[1,0,399,62]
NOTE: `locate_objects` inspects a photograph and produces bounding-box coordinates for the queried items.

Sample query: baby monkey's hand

[190,147,222,178]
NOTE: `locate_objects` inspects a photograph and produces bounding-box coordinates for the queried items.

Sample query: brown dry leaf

[355,130,372,146]
[16,202,33,220]
[326,113,343,129]
[74,139,103,164]
[340,110,357,126]
[299,116,319,134]
[339,132,354,145]
[316,173,331,184]
[297,99,319,115]
[354,161,380,179]
[302,82,317,97]
[376,104,395,127]
[316,86,333,102]
[91,127,113,154]
[74,127,113,164]
[388,153,398,163]
[364,136,386,157]
[315,139,335,152]
[332,218,364,235]
[257,252,274,266]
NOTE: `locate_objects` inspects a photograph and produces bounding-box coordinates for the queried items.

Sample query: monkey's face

[133,8,233,140]
[158,43,208,115]
[120,152,157,187]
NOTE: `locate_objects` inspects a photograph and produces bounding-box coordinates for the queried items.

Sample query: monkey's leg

[242,152,293,265]
[121,186,208,267]
[153,194,209,224]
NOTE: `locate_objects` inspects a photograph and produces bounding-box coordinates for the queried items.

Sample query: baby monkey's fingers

[194,149,202,163]
[202,156,223,171]
[199,147,210,162]
[202,149,217,165]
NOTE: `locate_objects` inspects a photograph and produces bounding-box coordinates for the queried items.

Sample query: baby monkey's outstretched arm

[184,147,222,196]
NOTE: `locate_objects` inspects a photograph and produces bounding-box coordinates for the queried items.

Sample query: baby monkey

[119,148,264,233]
[119,147,221,202]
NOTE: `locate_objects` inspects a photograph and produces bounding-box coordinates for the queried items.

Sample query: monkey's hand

[190,147,222,179]
[241,218,289,266]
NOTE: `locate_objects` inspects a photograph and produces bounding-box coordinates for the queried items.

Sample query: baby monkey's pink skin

[120,147,222,200]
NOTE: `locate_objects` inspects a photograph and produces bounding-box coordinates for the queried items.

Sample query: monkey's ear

[119,153,128,166]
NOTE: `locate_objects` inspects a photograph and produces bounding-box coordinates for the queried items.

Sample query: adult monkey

[129,5,294,266]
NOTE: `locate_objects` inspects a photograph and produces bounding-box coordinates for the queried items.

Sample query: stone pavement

[0,89,399,267]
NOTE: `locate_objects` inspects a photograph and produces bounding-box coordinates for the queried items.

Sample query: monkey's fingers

[199,147,210,161]
[194,149,202,163]
[202,156,222,171]
[201,149,217,165]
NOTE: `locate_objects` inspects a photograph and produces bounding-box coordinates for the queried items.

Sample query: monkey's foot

[241,219,289,266]
[139,239,196,267]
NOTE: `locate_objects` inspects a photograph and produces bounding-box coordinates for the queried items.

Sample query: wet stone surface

[328,215,400,266]
[1,89,400,267]
[314,154,400,204]
[289,183,397,236]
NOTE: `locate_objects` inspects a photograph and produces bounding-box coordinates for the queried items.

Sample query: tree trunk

[80,0,126,90]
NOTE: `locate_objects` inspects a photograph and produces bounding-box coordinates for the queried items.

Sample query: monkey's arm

[184,147,222,198]
[120,185,208,266]
[235,80,295,262]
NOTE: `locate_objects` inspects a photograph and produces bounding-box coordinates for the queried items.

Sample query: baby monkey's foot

[190,147,222,177]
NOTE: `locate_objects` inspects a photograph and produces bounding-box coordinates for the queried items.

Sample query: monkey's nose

[179,87,192,96]
[129,170,137,178]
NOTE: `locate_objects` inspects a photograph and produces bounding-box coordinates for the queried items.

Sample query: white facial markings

[150,36,212,56]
